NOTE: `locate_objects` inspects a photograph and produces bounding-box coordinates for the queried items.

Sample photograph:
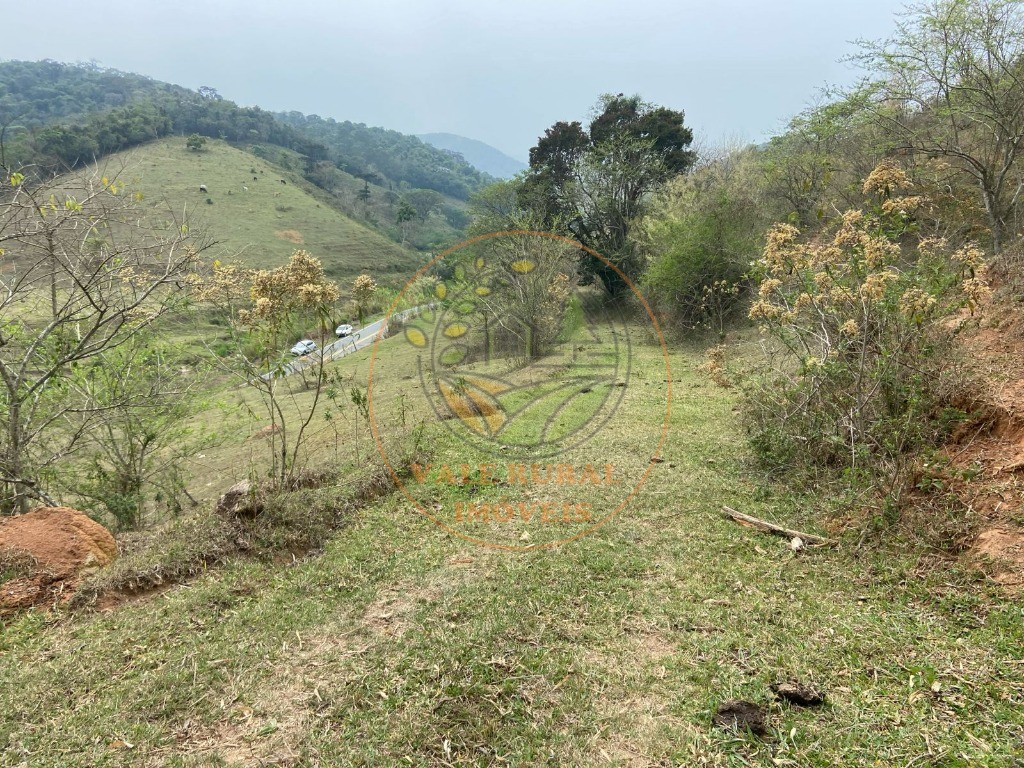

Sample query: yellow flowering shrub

[745,162,987,506]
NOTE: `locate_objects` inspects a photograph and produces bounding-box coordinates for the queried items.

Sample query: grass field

[97,137,424,285]
[1,326,1023,766]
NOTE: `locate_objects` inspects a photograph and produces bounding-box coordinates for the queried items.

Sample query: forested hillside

[0,60,322,171]
[0,60,490,204]
[276,112,492,199]
[418,132,527,179]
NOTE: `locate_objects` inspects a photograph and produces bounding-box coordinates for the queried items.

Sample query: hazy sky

[2,0,909,161]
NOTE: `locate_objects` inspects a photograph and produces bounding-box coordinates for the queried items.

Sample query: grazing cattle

[253,176,258,181]
[242,186,248,192]
[279,179,286,185]
[199,184,208,193]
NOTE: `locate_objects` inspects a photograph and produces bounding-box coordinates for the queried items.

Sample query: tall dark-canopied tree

[521,94,695,295]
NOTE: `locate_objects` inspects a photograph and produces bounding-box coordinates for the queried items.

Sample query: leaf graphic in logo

[439,376,508,436]
[510,259,536,274]
[443,322,468,338]
[405,327,428,347]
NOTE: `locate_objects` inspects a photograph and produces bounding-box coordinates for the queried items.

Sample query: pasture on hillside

[100,137,423,286]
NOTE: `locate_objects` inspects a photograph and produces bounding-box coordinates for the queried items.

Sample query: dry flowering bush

[197,250,343,487]
[239,250,340,342]
[351,273,378,325]
[697,344,732,388]
[188,260,253,322]
[745,162,988,508]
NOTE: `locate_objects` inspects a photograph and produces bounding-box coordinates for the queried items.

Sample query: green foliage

[641,147,765,334]
[758,96,882,227]
[356,180,371,204]
[402,188,444,220]
[396,200,416,225]
[519,94,695,295]
[0,166,207,513]
[74,340,213,531]
[852,0,1024,253]
[185,133,207,152]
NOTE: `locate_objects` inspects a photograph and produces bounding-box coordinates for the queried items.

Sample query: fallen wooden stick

[721,506,836,547]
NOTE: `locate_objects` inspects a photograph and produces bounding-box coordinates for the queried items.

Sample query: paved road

[263,304,430,379]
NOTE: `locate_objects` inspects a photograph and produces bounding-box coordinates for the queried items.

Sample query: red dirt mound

[0,506,117,614]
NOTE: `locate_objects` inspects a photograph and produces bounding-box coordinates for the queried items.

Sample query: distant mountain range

[417,133,527,179]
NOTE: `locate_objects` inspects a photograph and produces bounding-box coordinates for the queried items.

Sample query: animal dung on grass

[771,680,825,707]
[713,699,768,736]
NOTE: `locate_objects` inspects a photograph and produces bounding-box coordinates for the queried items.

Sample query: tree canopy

[519,94,695,295]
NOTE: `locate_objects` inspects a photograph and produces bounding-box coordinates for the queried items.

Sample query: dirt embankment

[0,506,117,614]
[943,310,1024,591]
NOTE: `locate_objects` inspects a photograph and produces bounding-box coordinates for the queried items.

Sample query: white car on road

[335,323,355,338]
[290,339,317,356]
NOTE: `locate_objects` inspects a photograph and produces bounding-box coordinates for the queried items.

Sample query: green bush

[640,148,765,335]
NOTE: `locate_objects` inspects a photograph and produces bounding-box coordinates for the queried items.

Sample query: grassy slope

[1,332,1023,766]
[106,137,423,283]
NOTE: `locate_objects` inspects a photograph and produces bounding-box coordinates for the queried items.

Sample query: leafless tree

[0,164,210,512]
[854,0,1024,253]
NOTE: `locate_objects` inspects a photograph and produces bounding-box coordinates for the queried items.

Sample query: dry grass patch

[274,229,304,244]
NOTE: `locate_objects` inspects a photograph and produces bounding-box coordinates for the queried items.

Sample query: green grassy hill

[107,136,423,284]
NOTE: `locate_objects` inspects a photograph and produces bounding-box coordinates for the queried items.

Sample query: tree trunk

[8,400,28,514]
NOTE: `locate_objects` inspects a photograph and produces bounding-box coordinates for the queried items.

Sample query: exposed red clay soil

[0,506,117,614]
[943,306,1024,591]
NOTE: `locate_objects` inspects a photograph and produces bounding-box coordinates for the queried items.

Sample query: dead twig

[721,506,836,547]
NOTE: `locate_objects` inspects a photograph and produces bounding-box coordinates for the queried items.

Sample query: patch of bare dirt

[274,229,304,244]
[168,580,447,765]
[175,687,312,768]
[94,582,176,612]
[250,423,282,440]
[362,581,442,637]
[930,305,1024,584]
[970,526,1024,592]
[0,506,117,615]
[589,694,685,767]
[0,506,116,578]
